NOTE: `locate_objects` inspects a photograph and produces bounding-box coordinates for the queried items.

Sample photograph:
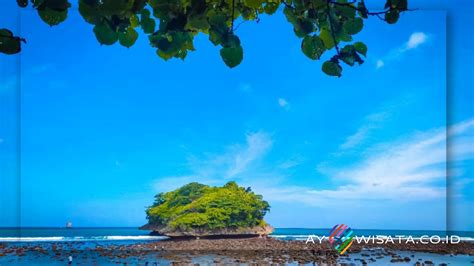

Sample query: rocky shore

[1,238,473,265]
[140,224,274,238]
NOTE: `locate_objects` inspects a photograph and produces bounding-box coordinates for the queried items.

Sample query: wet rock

[390,257,404,263]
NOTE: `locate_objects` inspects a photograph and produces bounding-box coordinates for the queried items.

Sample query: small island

[141,181,273,238]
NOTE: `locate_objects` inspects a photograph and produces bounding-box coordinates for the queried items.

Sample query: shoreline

[1,237,473,265]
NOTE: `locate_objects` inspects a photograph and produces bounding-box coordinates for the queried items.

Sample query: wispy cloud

[226,132,273,178]
[338,110,390,150]
[277,156,305,169]
[259,118,474,206]
[339,100,401,150]
[152,118,474,208]
[376,32,429,69]
[152,131,273,192]
[278,98,290,110]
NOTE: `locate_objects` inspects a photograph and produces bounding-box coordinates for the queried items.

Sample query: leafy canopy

[1,0,409,76]
[146,181,270,231]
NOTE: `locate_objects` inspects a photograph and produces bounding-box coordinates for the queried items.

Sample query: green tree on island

[1,0,409,76]
[144,182,271,235]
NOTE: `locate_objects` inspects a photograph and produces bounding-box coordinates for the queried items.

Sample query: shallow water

[1,228,473,265]
[1,243,473,265]
[341,248,473,266]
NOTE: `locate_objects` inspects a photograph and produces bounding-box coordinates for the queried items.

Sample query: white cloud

[376,60,385,69]
[376,32,429,69]
[226,132,273,178]
[339,96,414,151]
[340,126,371,150]
[278,156,304,169]
[278,98,290,109]
[405,32,428,50]
[150,118,474,207]
[152,131,273,192]
[339,109,391,150]
[257,118,474,206]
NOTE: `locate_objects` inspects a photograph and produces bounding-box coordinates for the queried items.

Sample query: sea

[1,228,473,265]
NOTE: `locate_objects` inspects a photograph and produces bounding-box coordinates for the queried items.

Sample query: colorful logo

[328,224,354,254]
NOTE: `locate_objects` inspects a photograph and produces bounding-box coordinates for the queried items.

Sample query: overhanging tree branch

[326,1,340,55]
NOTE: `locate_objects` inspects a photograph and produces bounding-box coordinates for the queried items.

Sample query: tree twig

[329,0,416,16]
[282,1,294,9]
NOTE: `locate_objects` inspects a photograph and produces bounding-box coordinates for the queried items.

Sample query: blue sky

[0,1,473,230]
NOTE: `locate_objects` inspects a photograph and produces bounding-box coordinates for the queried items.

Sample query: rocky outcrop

[139,224,274,238]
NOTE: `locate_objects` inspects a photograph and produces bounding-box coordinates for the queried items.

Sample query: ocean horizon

[1,227,473,243]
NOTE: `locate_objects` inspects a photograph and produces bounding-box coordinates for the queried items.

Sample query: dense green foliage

[1,0,409,76]
[146,182,270,230]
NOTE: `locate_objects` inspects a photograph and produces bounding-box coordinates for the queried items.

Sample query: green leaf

[244,0,264,9]
[93,24,118,45]
[220,46,243,68]
[130,15,140,28]
[340,45,364,66]
[385,10,400,24]
[283,7,297,25]
[322,60,342,77]
[319,29,335,49]
[0,29,23,55]
[311,0,326,8]
[295,19,315,37]
[301,35,326,60]
[141,17,156,34]
[353,42,367,56]
[78,0,101,24]
[343,17,363,35]
[118,27,138,48]
[224,34,241,48]
[38,7,67,26]
[209,29,223,46]
[335,4,356,18]
[17,0,28,7]
[186,15,210,31]
[264,2,279,14]
[141,8,151,18]
[392,0,408,10]
[338,32,353,42]
[207,10,227,30]
[340,54,355,66]
[357,2,368,18]
[156,49,173,60]
[42,0,70,10]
